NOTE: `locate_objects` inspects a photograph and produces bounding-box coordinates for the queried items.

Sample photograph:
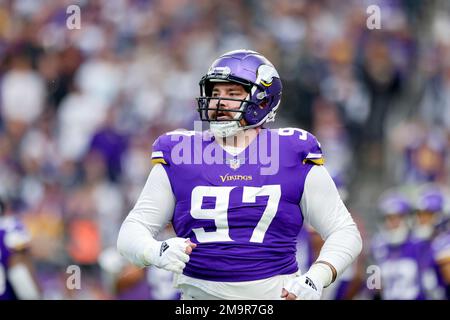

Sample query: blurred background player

[411,185,448,299]
[0,197,41,300]
[429,191,450,299]
[370,192,426,300]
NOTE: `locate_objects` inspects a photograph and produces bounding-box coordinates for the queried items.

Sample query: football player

[412,187,448,299]
[117,49,362,300]
[431,214,450,299]
[371,192,425,299]
[412,186,444,241]
[0,198,41,300]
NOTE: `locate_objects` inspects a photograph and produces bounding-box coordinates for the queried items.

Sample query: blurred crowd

[0,0,449,299]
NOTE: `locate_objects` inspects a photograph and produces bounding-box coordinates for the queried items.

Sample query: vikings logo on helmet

[257,64,280,87]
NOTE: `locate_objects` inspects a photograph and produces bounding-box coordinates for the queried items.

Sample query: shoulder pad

[151,130,198,166]
[277,128,324,165]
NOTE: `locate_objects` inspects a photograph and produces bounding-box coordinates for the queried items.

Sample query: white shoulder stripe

[306,152,323,159]
[151,151,164,158]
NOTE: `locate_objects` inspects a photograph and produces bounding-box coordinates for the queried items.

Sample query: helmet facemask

[197,79,257,137]
[196,50,282,138]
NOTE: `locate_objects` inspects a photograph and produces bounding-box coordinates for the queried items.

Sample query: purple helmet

[378,193,411,216]
[417,188,444,213]
[197,49,282,131]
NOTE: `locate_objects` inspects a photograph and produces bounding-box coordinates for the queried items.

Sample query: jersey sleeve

[301,132,325,166]
[151,130,197,166]
[279,128,324,165]
[151,133,174,166]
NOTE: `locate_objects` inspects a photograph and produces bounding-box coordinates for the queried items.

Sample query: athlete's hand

[281,272,324,300]
[146,238,197,274]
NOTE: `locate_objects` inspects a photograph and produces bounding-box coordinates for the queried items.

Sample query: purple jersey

[0,228,16,300]
[371,234,426,300]
[151,128,323,282]
[413,237,447,300]
[0,217,31,300]
[431,231,450,299]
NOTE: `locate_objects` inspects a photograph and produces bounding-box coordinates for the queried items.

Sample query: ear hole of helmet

[259,97,270,109]
[243,96,272,125]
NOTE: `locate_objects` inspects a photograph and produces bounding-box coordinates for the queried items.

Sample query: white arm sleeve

[117,164,175,267]
[8,263,40,300]
[301,165,362,279]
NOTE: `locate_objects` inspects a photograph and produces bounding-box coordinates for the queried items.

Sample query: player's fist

[281,272,324,300]
[146,238,197,274]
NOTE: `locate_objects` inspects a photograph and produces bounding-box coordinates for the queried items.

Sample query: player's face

[415,210,435,226]
[208,83,248,121]
[384,214,405,230]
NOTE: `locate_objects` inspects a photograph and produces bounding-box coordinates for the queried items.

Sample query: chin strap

[210,121,243,138]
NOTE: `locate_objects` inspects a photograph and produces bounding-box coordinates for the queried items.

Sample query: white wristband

[142,239,161,266]
[308,263,333,288]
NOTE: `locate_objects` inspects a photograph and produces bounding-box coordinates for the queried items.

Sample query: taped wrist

[142,239,162,266]
[308,262,333,288]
